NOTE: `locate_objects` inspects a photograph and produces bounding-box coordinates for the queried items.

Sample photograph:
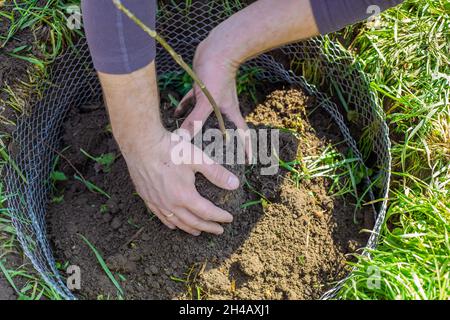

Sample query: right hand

[119,128,240,236]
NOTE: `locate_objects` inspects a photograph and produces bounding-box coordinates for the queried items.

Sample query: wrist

[195,33,241,76]
[111,115,166,155]
[98,62,166,154]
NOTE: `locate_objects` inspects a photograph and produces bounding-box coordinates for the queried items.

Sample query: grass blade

[78,234,124,298]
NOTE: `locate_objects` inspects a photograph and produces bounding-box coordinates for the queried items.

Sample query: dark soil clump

[47,87,371,300]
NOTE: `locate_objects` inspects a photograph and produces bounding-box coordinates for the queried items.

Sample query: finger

[180,100,212,139]
[188,191,233,223]
[161,209,201,236]
[193,156,240,190]
[146,203,176,230]
[157,213,177,230]
[176,208,225,235]
[227,112,254,164]
[174,88,195,117]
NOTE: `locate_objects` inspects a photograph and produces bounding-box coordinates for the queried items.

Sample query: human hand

[174,40,253,160]
[175,0,320,157]
[119,128,240,236]
[100,61,240,236]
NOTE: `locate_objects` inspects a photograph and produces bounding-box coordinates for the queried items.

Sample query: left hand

[175,40,252,160]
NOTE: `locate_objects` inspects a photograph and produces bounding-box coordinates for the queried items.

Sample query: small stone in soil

[147,266,159,275]
[110,217,122,230]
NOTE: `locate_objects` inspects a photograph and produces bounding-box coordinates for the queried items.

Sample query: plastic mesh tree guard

[4,2,391,300]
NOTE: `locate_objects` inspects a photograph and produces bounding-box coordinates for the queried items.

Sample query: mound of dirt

[47,87,371,300]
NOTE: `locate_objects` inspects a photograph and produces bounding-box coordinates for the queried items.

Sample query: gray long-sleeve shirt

[82,0,404,74]
[311,0,403,34]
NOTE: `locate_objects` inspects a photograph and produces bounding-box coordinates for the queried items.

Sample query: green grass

[169,262,206,300]
[0,180,63,300]
[80,148,116,173]
[336,0,450,299]
[279,144,362,199]
[340,183,450,299]
[73,175,111,199]
[0,259,63,300]
[1,0,82,62]
[78,234,124,299]
[0,0,82,125]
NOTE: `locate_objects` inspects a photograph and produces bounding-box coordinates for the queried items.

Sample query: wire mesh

[4,1,391,300]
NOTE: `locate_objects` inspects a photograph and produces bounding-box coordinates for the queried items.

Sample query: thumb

[193,158,240,191]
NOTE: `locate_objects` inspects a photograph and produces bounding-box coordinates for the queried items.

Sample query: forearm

[200,0,319,70]
[98,62,164,154]
[201,0,404,68]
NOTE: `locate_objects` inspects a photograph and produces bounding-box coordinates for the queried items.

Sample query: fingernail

[227,175,240,189]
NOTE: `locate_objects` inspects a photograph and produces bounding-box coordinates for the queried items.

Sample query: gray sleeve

[82,0,156,74]
[310,0,404,34]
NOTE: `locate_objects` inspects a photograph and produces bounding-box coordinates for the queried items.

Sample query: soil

[0,253,22,300]
[47,86,372,300]
[0,279,14,300]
